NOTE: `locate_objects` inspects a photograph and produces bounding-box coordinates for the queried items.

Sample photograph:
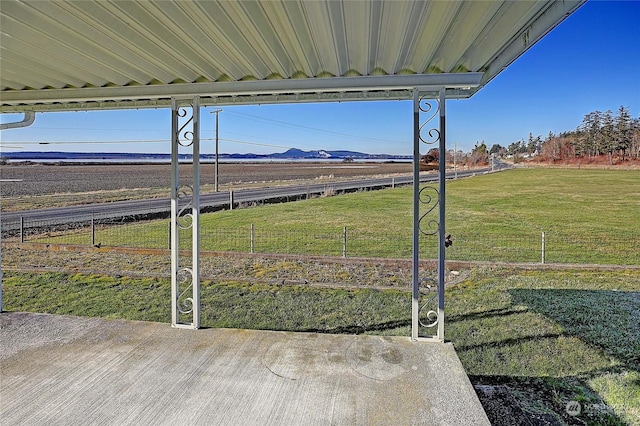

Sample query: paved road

[1,164,509,232]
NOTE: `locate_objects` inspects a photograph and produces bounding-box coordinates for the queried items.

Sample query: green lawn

[447,268,639,425]
[10,167,640,423]
[35,168,640,265]
[3,267,639,424]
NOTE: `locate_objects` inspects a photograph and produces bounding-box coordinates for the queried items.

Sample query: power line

[3,127,164,132]
[2,107,407,150]
[223,110,405,144]
[219,138,293,150]
[0,137,293,150]
[4,112,402,144]
[2,109,405,147]
[0,139,169,145]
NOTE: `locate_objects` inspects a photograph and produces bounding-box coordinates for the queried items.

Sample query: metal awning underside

[0,0,583,112]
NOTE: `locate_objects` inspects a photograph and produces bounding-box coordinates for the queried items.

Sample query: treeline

[488,106,639,164]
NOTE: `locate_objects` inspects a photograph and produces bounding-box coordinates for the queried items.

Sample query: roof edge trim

[2,73,483,107]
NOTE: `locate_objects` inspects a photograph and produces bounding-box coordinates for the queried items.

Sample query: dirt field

[1,161,412,198]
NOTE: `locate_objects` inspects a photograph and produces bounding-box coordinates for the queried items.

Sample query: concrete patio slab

[1,312,489,425]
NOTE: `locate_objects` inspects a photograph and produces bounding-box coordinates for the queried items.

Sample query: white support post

[411,89,420,341]
[171,96,201,329]
[170,99,180,327]
[436,88,446,341]
[192,97,201,329]
[412,88,446,342]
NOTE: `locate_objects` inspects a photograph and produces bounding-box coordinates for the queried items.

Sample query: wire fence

[6,215,639,266]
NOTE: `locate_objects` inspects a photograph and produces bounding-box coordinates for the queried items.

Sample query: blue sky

[1,0,638,156]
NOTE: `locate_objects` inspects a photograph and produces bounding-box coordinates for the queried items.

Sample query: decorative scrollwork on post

[177,185,194,229]
[418,186,439,236]
[419,278,439,328]
[418,95,442,245]
[415,93,442,338]
[177,106,195,147]
[171,97,201,329]
[176,268,194,315]
[418,98,441,146]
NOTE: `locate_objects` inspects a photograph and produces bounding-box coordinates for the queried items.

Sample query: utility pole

[211,109,222,192]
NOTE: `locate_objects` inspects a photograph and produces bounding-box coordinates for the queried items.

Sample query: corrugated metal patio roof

[0,0,584,112]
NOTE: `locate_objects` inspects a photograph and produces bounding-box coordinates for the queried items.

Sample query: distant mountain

[2,149,411,161]
[269,148,333,159]
[223,148,410,160]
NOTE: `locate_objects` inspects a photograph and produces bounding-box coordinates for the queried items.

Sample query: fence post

[229,190,234,210]
[342,226,347,258]
[91,213,95,247]
[20,216,24,243]
[250,223,254,254]
[541,231,545,264]
[391,177,395,189]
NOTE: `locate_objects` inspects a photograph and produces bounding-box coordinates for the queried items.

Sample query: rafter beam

[1,73,482,112]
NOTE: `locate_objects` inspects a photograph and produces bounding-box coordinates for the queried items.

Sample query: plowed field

[1,161,411,197]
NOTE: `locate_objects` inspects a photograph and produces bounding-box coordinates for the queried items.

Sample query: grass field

[4,168,640,424]
[3,267,638,425]
[34,168,640,264]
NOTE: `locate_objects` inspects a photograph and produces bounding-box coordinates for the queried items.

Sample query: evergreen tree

[632,117,640,160]
[527,133,536,156]
[615,105,633,160]
[601,110,616,163]
[469,141,489,165]
[489,143,504,156]
[502,106,639,163]
[579,110,603,157]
